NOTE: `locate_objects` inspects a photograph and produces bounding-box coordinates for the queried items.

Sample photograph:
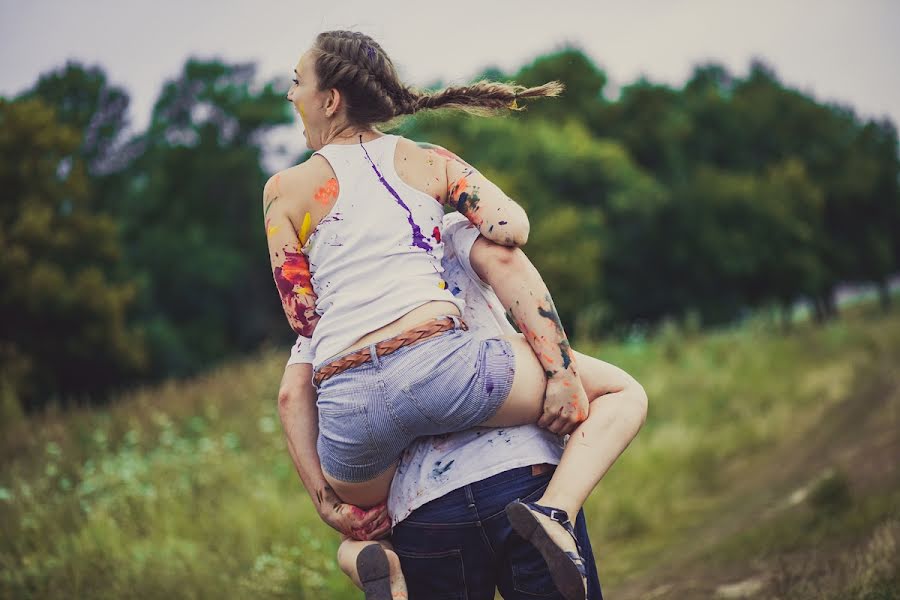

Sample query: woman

[266,30,610,600]
[279,210,647,600]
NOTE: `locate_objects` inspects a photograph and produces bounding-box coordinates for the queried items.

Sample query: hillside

[2,307,899,599]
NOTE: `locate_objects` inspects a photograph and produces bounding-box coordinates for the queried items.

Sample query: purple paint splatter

[359,136,433,252]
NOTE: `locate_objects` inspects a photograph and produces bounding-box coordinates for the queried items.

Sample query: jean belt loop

[368,343,381,367]
[448,314,462,330]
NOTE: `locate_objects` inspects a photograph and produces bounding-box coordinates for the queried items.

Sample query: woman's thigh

[326,463,397,509]
[480,337,634,428]
[479,333,547,427]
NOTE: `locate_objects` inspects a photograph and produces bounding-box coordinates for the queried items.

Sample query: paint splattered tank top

[305,134,465,368]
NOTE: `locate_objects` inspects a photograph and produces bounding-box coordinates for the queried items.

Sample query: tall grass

[2,306,898,598]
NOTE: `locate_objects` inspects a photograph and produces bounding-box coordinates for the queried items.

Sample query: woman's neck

[321,124,380,146]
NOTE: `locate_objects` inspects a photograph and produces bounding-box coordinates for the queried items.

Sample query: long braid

[312,30,563,126]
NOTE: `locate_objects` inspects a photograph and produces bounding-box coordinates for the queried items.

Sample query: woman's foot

[506,500,587,600]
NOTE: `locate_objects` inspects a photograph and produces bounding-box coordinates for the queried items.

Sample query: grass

[2,303,899,598]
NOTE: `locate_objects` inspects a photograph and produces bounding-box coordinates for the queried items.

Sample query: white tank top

[305,134,465,368]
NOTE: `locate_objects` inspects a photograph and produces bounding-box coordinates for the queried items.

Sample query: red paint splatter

[273,249,319,336]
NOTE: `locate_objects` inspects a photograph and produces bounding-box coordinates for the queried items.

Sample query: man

[278,212,647,599]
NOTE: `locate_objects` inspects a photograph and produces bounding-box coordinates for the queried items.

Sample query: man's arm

[277,363,390,540]
[468,237,589,435]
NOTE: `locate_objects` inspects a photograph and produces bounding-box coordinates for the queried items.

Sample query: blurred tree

[513,47,609,131]
[606,79,689,182]
[830,118,900,310]
[18,61,131,176]
[0,98,145,411]
[120,59,293,376]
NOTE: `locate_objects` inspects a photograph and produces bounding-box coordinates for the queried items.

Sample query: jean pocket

[508,477,561,597]
[317,400,380,468]
[511,544,565,598]
[395,549,467,600]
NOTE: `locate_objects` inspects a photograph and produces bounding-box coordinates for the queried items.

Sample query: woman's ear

[325,88,342,118]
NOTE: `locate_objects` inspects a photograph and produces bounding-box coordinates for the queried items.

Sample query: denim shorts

[314,316,516,483]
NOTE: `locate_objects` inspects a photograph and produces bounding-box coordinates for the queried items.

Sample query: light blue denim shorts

[314,316,516,483]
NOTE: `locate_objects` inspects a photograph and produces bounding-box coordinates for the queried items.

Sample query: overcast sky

[2,0,899,139]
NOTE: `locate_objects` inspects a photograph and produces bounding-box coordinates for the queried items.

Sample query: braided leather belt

[313,316,468,387]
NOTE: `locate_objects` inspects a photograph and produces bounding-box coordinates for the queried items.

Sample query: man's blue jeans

[391,465,603,599]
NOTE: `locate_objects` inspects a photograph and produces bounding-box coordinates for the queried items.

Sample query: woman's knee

[576,352,648,423]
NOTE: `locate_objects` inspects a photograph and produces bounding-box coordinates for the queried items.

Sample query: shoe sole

[356,543,392,600]
[506,502,586,600]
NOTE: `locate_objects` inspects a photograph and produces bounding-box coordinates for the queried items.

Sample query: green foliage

[2,303,897,598]
[18,61,131,176]
[0,98,145,410]
[5,46,899,406]
[116,59,294,377]
[808,470,853,516]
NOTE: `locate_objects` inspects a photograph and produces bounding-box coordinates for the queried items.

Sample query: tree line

[1,48,897,412]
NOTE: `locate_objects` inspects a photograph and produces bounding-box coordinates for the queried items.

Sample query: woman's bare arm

[263,169,321,337]
[469,237,588,434]
[417,142,530,247]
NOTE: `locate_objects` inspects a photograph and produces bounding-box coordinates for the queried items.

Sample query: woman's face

[287,49,329,148]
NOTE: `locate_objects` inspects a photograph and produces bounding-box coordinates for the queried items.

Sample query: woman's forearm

[473,242,579,382]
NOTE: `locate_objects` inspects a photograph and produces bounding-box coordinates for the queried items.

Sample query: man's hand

[316,485,391,541]
[538,375,589,435]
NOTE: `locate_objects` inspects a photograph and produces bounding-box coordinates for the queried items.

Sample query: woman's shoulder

[397,136,460,162]
[263,156,335,209]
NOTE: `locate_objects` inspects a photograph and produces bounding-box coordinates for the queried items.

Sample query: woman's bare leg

[337,537,408,599]
[324,463,397,510]
[325,336,647,518]
[483,335,648,515]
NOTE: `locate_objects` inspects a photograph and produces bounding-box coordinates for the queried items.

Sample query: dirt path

[610,355,900,599]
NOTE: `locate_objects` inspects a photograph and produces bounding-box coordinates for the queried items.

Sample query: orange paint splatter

[449,176,469,204]
[313,178,339,205]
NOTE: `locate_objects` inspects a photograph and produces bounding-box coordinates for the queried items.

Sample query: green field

[2,306,899,599]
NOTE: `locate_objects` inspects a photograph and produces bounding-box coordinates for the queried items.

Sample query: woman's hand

[538,374,589,436]
[317,485,391,540]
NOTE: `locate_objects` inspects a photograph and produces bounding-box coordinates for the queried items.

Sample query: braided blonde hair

[312,30,563,126]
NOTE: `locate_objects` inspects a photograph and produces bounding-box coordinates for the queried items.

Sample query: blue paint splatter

[559,341,572,369]
[359,136,432,252]
[431,459,455,478]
